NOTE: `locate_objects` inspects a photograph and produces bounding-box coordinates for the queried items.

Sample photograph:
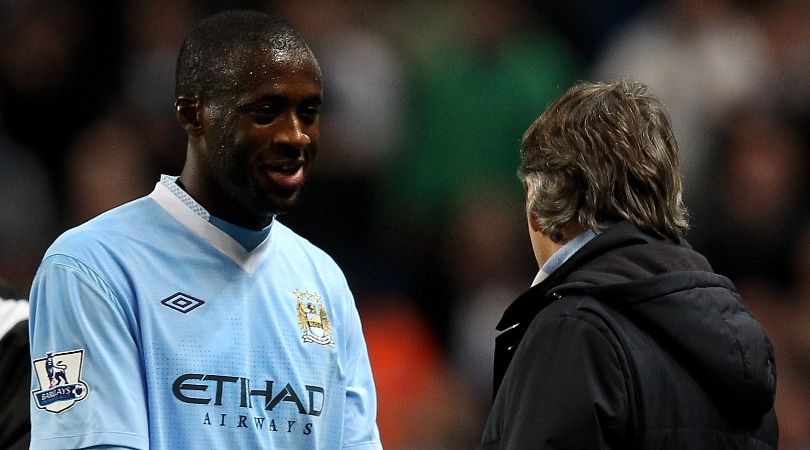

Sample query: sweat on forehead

[220,46,320,93]
[174,9,316,98]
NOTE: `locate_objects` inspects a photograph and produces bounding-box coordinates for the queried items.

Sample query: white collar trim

[148,179,271,275]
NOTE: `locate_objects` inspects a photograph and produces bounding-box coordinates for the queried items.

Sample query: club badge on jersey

[295,289,334,346]
[31,349,90,413]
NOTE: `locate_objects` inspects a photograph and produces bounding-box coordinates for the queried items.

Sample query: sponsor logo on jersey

[172,373,325,435]
[172,373,325,416]
[31,349,89,413]
[161,292,205,313]
[294,289,334,346]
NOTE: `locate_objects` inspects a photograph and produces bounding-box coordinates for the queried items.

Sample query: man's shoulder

[268,221,352,296]
[272,220,339,265]
[45,196,163,260]
[528,288,629,340]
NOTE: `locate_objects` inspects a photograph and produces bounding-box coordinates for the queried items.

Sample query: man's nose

[275,113,311,148]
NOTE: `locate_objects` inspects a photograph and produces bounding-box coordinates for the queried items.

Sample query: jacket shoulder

[487,291,638,449]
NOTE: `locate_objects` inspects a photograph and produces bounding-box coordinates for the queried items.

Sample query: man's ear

[176,96,203,136]
[528,210,542,232]
[524,180,542,233]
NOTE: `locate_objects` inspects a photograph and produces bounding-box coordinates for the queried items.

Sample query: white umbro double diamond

[161,292,205,314]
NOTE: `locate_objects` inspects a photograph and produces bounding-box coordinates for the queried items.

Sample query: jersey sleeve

[29,254,149,450]
[488,313,630,450]
[339,289,382,450]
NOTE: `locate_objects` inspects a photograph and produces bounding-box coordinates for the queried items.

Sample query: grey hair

[518,80,689,242]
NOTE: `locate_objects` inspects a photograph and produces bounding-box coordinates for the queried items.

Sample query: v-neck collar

[148,176,272,275]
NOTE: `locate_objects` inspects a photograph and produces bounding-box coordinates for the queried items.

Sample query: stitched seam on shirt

[42,254,128,324]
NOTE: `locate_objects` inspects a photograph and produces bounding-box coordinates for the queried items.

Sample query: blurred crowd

[1,0,809,448]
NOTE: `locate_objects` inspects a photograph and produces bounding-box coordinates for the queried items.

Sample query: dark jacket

[479,221,778,449]
[0,278,29,450]
[0,317,30,450]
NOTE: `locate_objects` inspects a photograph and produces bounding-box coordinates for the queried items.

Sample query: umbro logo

[161,292,205,314]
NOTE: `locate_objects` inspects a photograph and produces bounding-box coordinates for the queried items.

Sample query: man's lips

[261,160,306,190]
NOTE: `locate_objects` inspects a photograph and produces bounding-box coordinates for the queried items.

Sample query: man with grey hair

[479,81,777,449]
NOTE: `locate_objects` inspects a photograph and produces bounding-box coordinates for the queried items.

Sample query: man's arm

[340,292,383,450]
[29,255,149,450]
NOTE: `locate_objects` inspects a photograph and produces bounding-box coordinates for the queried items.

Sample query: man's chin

[262,190,303,215]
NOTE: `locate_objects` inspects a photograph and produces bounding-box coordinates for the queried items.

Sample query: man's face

[200,48,322,224]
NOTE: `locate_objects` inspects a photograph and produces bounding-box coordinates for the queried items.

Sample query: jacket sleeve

[0,315,30,450]
[493,312,631,449]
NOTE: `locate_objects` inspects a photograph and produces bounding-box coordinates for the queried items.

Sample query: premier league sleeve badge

[31,349,90,413]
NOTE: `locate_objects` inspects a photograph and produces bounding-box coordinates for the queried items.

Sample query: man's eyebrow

[298,94,323,105]
[247,93,322,105]
[248,93,284,104]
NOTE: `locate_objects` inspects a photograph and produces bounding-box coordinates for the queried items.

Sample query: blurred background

[1,0,808,448]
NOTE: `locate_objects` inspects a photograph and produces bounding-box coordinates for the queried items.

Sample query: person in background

[28,10,381,450]
[480,80,777,449]
[0,278,29,450]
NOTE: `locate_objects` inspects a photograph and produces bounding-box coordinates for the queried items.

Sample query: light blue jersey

[29,176,382,450]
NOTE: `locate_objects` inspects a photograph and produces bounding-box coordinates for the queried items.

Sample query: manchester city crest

[31,349,90,413]
[294,289,334,346]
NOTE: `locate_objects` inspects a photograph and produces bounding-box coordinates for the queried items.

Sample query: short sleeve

[339,289,382,450]
[29,255,149,450]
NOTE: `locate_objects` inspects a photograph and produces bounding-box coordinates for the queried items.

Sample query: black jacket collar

[497,221,660,331]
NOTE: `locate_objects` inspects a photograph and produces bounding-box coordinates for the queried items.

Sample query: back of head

[175,9,314,101]
[519,80,689,242]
